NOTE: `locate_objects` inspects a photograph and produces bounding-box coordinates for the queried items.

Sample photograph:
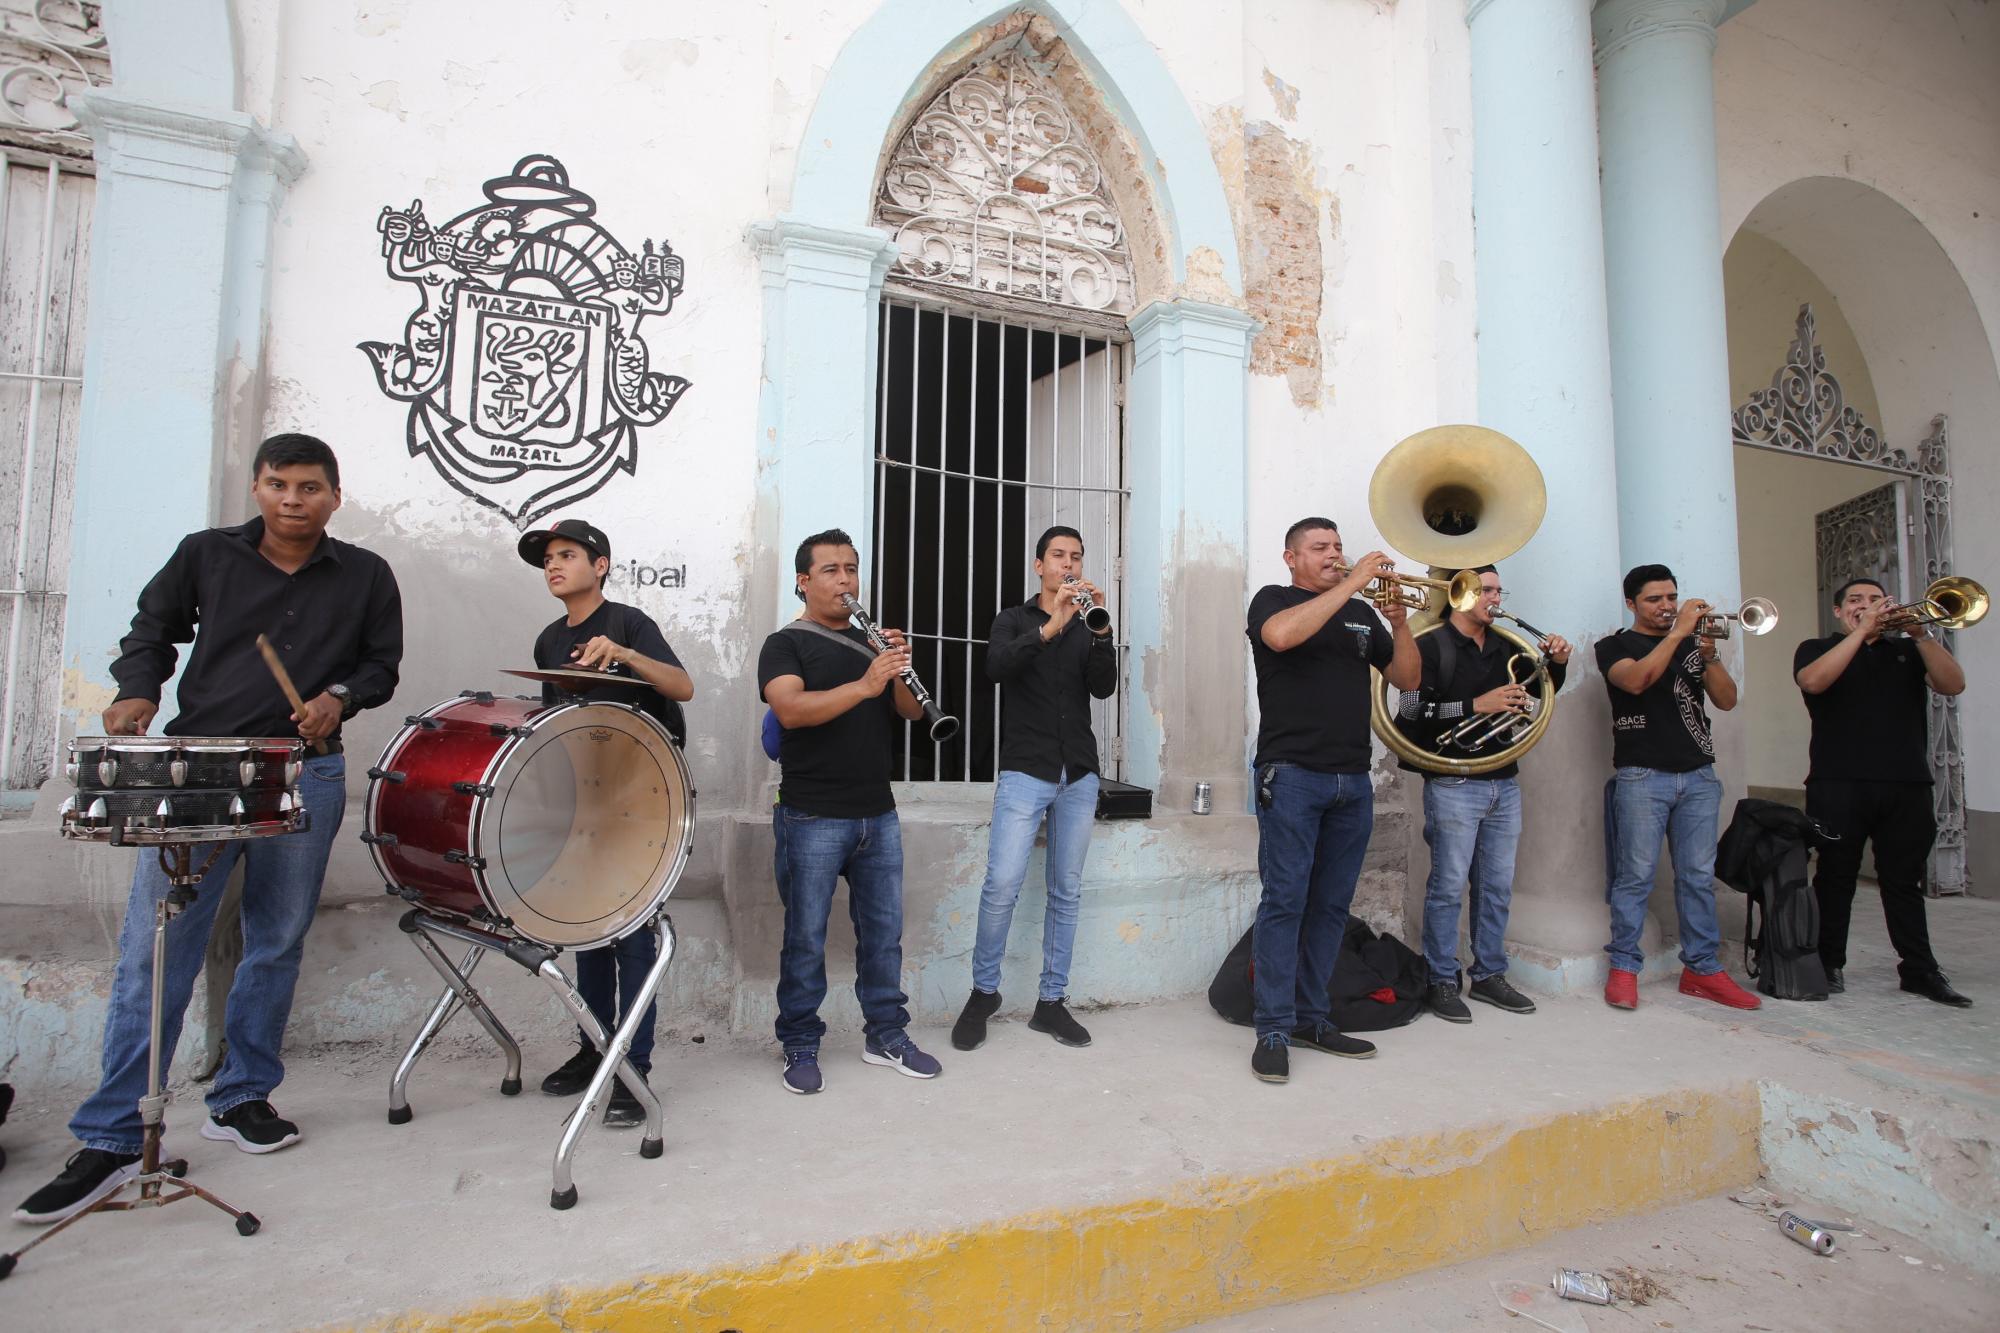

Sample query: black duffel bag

[1208,917,1426,1032]
[1715,797,1831,1001]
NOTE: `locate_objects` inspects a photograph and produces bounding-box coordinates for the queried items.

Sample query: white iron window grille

[870,298,1128,783]
[0,3,102,791]
[873,38,1137,318]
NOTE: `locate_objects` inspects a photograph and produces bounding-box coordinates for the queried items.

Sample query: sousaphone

[1366,425,1557,776]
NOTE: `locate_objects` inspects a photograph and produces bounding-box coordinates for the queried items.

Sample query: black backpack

[1715,798,1830,1001]
[1208,918,1427,1032]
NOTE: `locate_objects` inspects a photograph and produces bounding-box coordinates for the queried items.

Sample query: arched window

[868,35,1133,782]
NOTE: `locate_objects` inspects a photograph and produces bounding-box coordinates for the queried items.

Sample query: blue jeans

[71,754,347,1152]
[772,806,911,1052]
[970,770,1099,1001]
[574,927,658,1075]
[1421,775,1521,985]
[1604,764,1723,975]
[1251,764,1373,1039]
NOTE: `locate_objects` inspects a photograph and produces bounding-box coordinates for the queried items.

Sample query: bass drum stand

[384,906,675,1209]
[2,844,261,1281]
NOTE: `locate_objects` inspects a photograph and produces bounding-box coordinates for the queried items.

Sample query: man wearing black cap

[518,517,694,1125]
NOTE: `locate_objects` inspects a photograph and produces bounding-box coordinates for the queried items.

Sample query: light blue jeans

[71,753,347,1152]
[971,770,1099,1001]
[1604,764,1724,976]
[1421,775,1522,985]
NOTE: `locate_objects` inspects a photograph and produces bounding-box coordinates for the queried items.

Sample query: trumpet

[1695,596,1779,639]
[1061,575,1113,634]
[1434,610,1554,753]
[1877,575,1988,634]
[1335,561,1486,616]
[838,594,961,743]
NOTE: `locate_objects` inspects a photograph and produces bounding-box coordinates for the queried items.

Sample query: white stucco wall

[1715,0,2000,810]
[1726,230,1886,793]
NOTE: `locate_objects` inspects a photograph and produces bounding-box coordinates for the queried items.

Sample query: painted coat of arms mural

[360,155,690,527]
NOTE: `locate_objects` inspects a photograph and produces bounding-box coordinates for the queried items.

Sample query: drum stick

[255,634,330,755]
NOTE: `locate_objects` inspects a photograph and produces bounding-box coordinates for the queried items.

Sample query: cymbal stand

[1,843,260,1282]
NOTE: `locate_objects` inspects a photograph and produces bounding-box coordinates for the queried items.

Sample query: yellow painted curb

[357,1083,1760,1333]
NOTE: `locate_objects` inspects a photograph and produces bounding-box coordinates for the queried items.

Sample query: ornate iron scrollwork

[0,1,107,155]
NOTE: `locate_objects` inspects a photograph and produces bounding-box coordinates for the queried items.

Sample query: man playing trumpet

[1794,578,1970,1007]
[1394,565,1569,1022]
[1244,519,1419,1083]
[1595,565,1760,1011]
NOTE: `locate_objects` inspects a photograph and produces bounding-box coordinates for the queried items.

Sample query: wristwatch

[326,683,357,718]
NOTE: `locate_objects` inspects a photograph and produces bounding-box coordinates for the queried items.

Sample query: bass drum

[365,694,694,949]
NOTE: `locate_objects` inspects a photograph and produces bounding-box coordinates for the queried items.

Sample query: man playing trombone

[1595,564,1761,1011]
[1393,566,1569,1022]
[1244,518,1419,1084]
[1794,577,1970,1007]
[758,528,940,1094]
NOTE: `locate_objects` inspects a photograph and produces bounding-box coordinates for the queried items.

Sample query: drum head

[471,703,694,949]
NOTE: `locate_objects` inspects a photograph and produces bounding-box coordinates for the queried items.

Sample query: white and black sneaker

[12,1148,141,1224]
[200,1099,301,1154]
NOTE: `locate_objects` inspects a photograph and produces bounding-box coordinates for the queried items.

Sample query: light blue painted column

[1466,0,1633,990]
[60,90,303,742]
[1126,300,1256,807]
[747,218,899,616]
[1594,0,1740,606]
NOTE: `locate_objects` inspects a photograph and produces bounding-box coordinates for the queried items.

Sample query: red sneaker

[1678,967,1762,1010]
[1604,968,1638,1010]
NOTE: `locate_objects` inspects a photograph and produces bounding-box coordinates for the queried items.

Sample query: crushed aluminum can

[1779,1211,1837,1256]
[1552,1269,1613,1305]
[1192,780,1213,815]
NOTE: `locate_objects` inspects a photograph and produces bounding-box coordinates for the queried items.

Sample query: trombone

[1695,596,1779,640]
[1878,575,1988,633]
[1434,610,1554,754]
[1336,562,1486,616]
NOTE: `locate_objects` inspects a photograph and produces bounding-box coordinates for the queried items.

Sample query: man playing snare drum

[518,518,694,1127]
[14,435,402,1226]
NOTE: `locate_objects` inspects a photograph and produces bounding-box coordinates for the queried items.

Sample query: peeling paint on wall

[1243,121,1325,410]
[1261,68,1300,122]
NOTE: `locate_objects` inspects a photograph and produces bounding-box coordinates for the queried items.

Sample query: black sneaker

[1290,1021,1377,1058]
[1468,975,1537,1014]
[951,988,1002,1051]
[1425,981,1473,1024]
[200,1099,301,1154]
[603,1077,648,1129]
[540,1044,602,1096]
[1826,967,1845,994]
[1251,1033,1289,1084]
[1028,998,1092,1048]
[12,1148,141,1224]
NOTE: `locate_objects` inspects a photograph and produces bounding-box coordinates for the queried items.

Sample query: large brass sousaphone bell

[1365,426,1558,777]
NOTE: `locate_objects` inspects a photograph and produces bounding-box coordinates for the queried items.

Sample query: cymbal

[501,666,648,690]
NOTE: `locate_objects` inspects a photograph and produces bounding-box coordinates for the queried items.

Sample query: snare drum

[364,694,695,949]
[61,736,309,844]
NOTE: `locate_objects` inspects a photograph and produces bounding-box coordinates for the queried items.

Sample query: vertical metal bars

[871,297,1129,783]
[0,152,91,790]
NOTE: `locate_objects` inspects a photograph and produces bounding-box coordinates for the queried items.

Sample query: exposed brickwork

[1243,121,1324,409]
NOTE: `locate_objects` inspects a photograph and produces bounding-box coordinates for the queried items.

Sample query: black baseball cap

[517,518,611,567]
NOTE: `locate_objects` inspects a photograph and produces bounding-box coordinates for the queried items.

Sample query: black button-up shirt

[984,598,1119,782]
[110,519,404,739]
[1395,619,1566,780]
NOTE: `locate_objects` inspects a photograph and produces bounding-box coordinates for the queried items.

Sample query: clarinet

[838,594,962,743]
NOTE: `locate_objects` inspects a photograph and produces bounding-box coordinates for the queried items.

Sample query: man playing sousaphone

[1394,564,1570,1022]
[14,435,403,1226]
[519,518,695,1125]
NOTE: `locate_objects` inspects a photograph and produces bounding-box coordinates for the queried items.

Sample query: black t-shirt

[1793,634,1931,784]
[757,623,900,817]
[1594,629,1714,773]
[1247,584,1394,772]
[533,600,684,742]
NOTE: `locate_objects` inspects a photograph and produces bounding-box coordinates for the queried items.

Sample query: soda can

[1551,1270,1612,1305]
[1778,1211,1836,1256]
[1192,781,1213,815]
